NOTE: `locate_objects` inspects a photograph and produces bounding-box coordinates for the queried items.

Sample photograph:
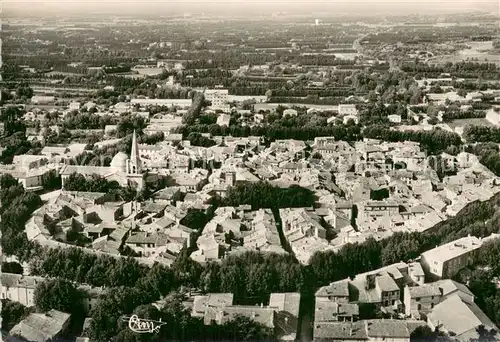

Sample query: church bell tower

[128,130,142,174]
[126,130,144,190]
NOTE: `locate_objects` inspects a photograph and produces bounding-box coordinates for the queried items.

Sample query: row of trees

[178,51,351,70]
[34,278,86,318]
[30,248,152,288]
[268,96,345,106]
[2,262,24,274]
[63,111,119,130]
[441,108,486,122]
[108,76,193,99]
[221,182,316,210]
[359,102,408,125]
[178,122,461,155]
[268,87,355,98]
[29,244,302,304]
[464,125,500,143]
[178,68,421,106]
[402,61,500,79]
[177,122,363,143]
[363,125,462,154]
[58,111,147,138]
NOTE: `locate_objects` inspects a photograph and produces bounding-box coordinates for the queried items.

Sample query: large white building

[69,101,81,111]
[204,88,230,112]
[338,104,359,117]
[420,234,499,279]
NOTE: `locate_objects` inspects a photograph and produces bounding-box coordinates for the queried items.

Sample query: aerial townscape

[1,2,500,342]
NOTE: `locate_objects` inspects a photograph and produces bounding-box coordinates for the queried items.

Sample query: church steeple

[129,130,142,174]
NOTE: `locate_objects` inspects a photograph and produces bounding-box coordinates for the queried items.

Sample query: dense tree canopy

[31,248,150,288]
[467,143,500,177]
[221,182,316,209]
[1,300,32,332]
[0,131,33,164]
[180,209,211,231]
[116,115,147,138]
[454,237,500,328]
[182,91,205,125]
[34,278,85,316]
[63,111,118,130]
[63,173,137,201]
[0,174,43,260]
[41,169,62,191]
[363,125,462,154]
[464,125,500,143]
[187,132,216,147]
[2,262,24,274]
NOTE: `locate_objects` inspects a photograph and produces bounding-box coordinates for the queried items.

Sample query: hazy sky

[3,0,499,17]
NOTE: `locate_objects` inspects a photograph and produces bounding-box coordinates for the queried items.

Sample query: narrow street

[272,208,314,341]
[272,208,294,254]
[298,294,314,342]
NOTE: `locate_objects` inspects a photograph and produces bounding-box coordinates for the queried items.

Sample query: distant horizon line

[3,10,499,17]
[3,0,498,20]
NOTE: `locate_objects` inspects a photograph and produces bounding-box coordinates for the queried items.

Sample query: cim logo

[121,315,167,334]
